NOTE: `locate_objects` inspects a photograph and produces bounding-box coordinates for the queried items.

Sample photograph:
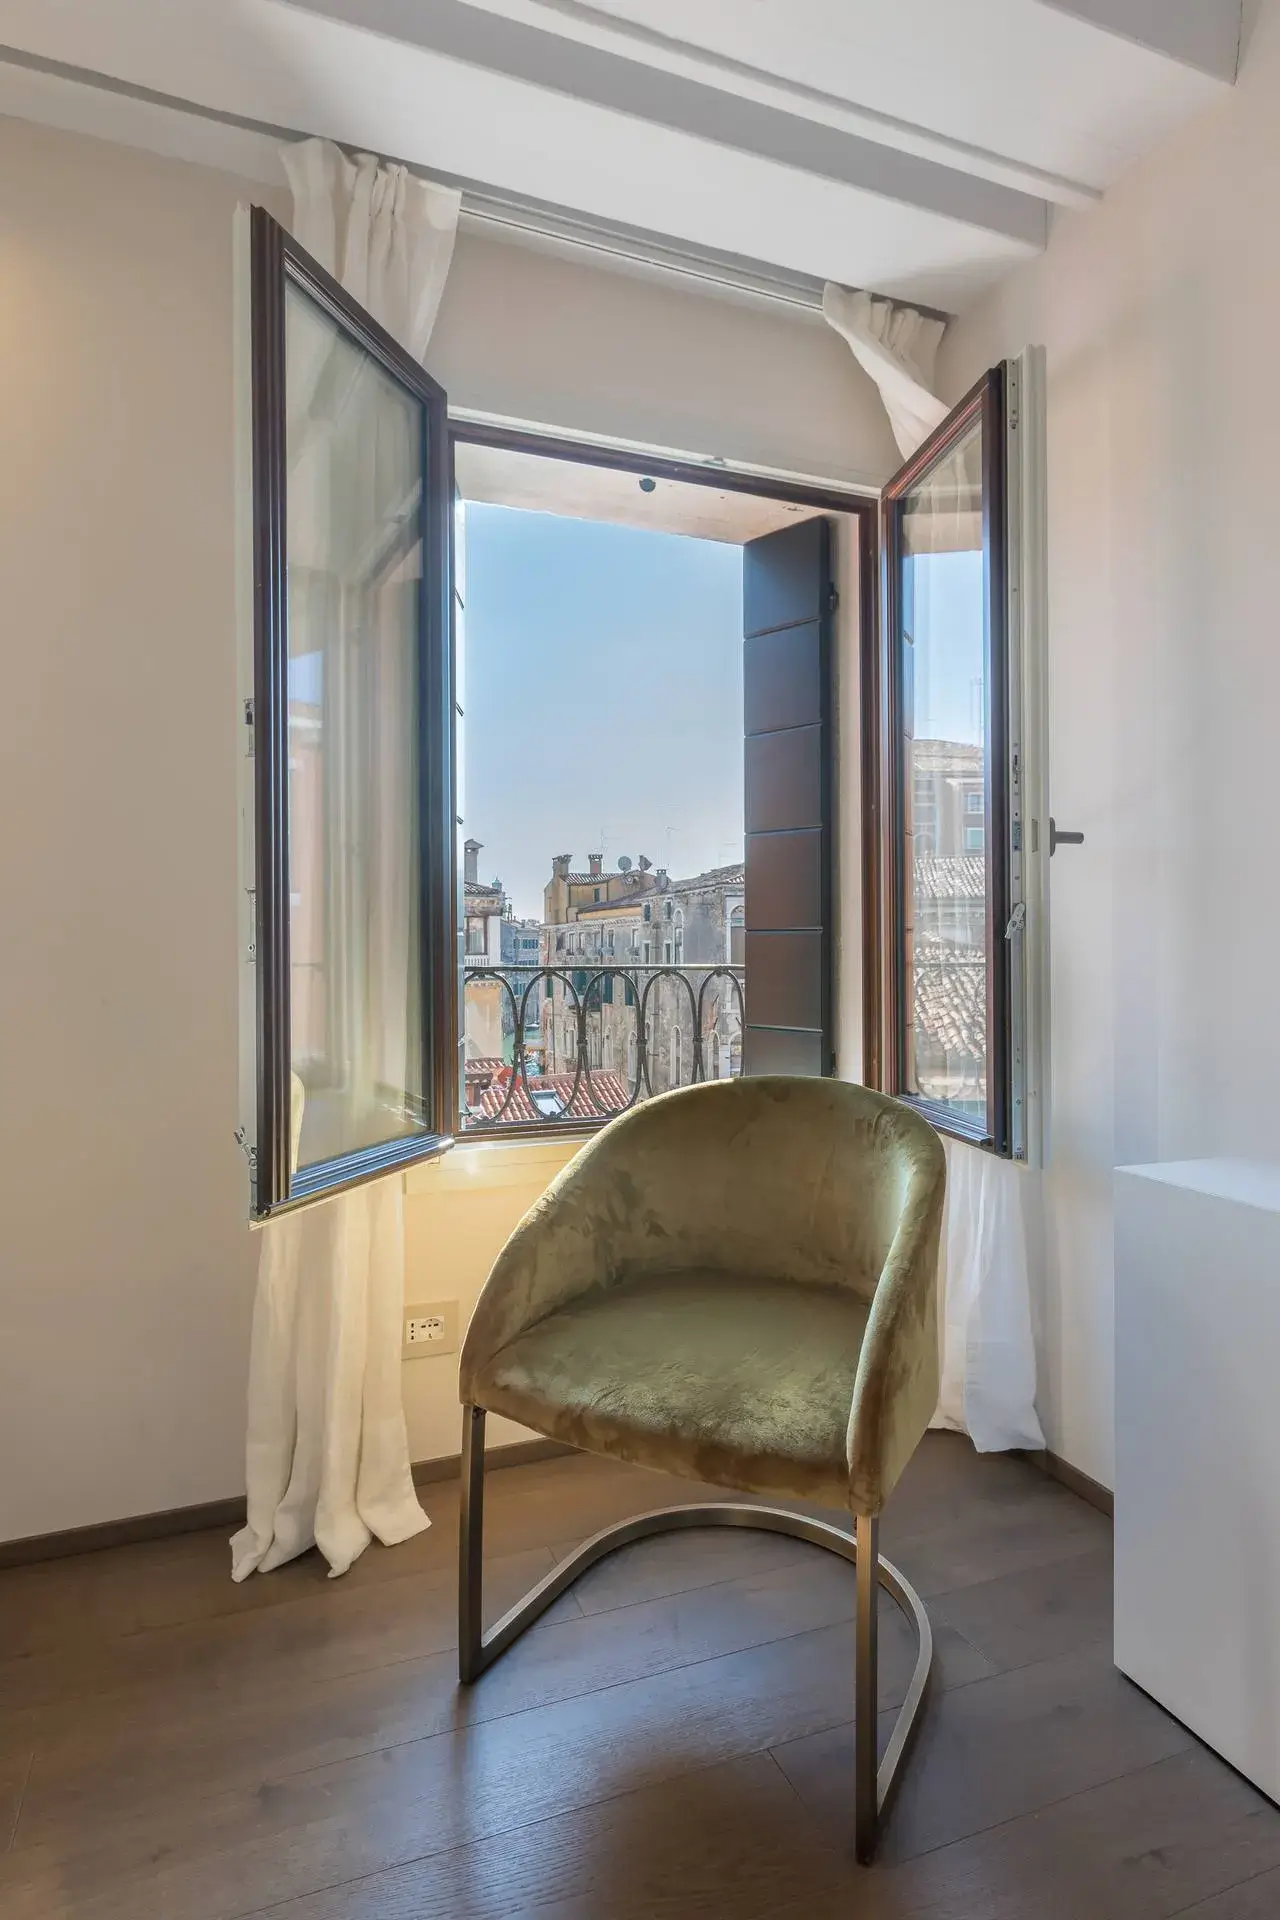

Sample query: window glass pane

[285,279,430,1170]
[899,418,988,1124]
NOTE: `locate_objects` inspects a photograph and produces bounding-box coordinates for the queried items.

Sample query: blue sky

[908,548,986,746]
[460,503,745,920]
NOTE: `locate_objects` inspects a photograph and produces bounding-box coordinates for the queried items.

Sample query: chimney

[464,838,481,886]
[552,853,572,879]
[656,868,669,888]
[588,853,603,878]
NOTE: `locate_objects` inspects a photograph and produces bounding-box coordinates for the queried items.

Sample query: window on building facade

[671,1027,682,1085]
[728,905,745,967]
[965,826,985,852]
[965,790,984,814]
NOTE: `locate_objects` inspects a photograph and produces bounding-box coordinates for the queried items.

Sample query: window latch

[1004,902,1027,940]
[1049,818,1085,856]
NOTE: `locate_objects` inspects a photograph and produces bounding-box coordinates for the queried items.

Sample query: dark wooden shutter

[742,517,833,1077]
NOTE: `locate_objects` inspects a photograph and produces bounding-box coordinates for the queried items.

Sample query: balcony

[462,963,745,1131]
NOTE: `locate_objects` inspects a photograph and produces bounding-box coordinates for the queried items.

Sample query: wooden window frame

[862,368,1014,1155]
[243,206,456,1218]
[448,417,877,1142]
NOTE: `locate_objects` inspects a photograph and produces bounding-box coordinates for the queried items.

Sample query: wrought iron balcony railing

[462,962,745,1131]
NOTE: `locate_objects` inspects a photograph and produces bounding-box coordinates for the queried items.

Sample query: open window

[866,354,1045,1160]
[236,207,455,1218]
[449,429,864,1133]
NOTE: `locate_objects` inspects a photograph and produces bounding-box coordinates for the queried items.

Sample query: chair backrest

[573,1076,944,1300]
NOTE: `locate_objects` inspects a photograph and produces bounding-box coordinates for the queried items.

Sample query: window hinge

[245,887,257,962]
[1004,901,1027,940]
[235,1128,259,1208]
[243,697,255,756]
[827,584,840,615]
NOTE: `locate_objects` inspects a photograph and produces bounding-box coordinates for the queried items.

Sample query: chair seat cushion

[469,1268,870,1508]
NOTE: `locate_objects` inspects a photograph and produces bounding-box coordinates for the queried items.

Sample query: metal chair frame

[458,1404,933,1864]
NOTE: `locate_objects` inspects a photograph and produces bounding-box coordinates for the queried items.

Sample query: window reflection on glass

[284,278,430,1170]
[900,418,988,1123]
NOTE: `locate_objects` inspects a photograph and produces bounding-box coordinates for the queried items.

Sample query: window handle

[1049,818,1084,856]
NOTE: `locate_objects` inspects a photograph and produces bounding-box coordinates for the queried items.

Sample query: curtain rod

[461,189,950,325]
[458,191,833,320]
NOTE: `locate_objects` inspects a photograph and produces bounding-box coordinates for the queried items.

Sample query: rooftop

[475,1070,631,1125]
[670,863,745,893]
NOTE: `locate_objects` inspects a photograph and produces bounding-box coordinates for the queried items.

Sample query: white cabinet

[1115,1159,1280,1802]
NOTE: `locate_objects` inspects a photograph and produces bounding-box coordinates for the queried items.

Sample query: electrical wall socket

[403,1301,459,1359]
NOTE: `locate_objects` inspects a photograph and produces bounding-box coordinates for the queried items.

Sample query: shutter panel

[742,517,833,1077]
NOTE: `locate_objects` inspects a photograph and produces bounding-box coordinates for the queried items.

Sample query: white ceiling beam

[1033,0,1242,81]
[293,0,1050,247]
[451,0,1101,208]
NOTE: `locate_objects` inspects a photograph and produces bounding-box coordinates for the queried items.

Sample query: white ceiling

[0,0,1242,312]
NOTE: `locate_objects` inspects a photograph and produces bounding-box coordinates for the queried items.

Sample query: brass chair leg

[854,1511,879,1864]
[456,1404,931,1861]
[458,1402,486,1684]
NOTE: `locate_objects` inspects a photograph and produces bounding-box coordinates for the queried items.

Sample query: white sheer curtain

[822,283,948,460]
[825,278,1044,1454]
[232,140,461,1581]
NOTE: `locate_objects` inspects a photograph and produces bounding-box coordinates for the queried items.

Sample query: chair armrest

[846,1155,946,1516]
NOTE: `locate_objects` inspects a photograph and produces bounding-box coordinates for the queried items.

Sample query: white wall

[938,0,1280,1489]
[0,111,891,1543]
[0,118,285,1541]
[430,230,898,487]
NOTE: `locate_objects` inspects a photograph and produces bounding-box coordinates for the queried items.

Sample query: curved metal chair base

[457,1406,932,1864]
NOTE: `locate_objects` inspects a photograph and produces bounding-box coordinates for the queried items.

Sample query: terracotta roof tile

[473,1070,631,1125]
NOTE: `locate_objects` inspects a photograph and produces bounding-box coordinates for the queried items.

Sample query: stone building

[539,852,744,1100]
[461,839,544,1114]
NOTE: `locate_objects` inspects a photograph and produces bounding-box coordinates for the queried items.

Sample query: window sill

[404,1130,589,1196]
[896,1094,1000,1156]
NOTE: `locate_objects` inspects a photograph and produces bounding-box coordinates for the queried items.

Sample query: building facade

[539,853,744,1098]
[461,839,545,1116]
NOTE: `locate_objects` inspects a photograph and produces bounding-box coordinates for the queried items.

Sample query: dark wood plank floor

[0,1434,1275,1918]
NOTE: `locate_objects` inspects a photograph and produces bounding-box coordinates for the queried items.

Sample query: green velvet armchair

[457,1076,947,1861]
